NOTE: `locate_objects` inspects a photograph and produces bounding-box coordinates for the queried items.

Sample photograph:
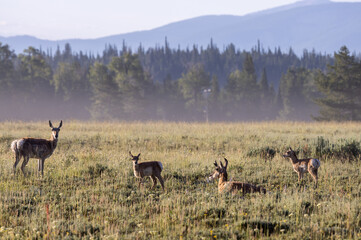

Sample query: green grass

[0,121,361,239]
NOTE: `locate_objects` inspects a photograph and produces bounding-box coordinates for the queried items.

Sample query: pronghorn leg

[21,155,30,176]
[151,175,157,189]
[138,178,143,189]
[13,152,20,175]
[157,174,165,191]
[38,159,41,172]
[309,168,318,187]
[297,172,302,182]
[41,159,45,176]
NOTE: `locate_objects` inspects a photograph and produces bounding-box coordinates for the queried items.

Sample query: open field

[0,121,361,239]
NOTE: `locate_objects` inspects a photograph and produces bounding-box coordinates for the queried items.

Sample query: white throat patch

[208,171,219,182]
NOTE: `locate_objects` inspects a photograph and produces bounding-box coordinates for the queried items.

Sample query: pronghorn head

[283,147,297,158]
[208,158,228,182]
[129,151,141,164]
[49,120,62,140]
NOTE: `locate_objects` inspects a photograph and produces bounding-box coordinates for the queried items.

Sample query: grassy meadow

[0,121,361,239]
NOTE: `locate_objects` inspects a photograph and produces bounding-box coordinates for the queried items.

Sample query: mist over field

[0,43,360,122]
[1,1,361,122]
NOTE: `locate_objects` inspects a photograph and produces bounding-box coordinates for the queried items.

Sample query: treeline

[0,41,360,121]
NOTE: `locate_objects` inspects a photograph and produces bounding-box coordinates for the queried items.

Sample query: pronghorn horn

[220,161,224,168]
[58,120,63,128]
[129,151,133,157]
[289,147,293,151]
[49,120,53,128]
[137,153,141,157]
[223,158,228,168]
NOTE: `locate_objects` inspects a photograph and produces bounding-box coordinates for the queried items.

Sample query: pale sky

[0,0,360,40]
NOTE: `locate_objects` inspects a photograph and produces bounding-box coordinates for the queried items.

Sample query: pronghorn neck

[289,154,299,164]
[132,160,139,168]
[218,172,228,186]
[49,134,58,150]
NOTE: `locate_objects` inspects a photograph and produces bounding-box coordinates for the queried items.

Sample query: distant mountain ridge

[1,0,361,55]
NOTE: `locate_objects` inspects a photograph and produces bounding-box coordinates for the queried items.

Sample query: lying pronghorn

[11,120,62,176]
[129,151,165,191]
[283,147,321,187]
[209,158,266,194]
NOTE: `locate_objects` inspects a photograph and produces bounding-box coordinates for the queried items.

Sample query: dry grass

[0,121,361,239]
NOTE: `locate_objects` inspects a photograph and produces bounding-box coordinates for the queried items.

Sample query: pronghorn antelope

[209,158,266,194]
[283,147,321,187]
[11,120,62,176]
[129,151,165,191]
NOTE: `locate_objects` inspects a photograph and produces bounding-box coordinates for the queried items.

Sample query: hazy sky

[1,0,360,40]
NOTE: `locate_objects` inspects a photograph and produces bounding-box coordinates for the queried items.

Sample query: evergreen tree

[0,43,16,94]
[178,64,210,119]
[279,67,318,120]
[259,68,276,120]
[158,74,186,120]
[225,53,260,120]
[89,62,121,120]
[53,61,90,101]
[110,52,155,120]
[18,47,53,99]
[209,75,221,121]
[314,46,361,121]
[210,75,220,103]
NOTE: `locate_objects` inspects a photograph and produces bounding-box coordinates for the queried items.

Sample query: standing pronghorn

[209,158,266,194]
[129,151,165,191]
[11,120,62,176]
[282,147,321,187]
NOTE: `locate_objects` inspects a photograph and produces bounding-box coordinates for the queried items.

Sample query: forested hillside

[1,41,360,121]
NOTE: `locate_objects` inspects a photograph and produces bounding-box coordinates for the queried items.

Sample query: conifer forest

[1,41,361,122]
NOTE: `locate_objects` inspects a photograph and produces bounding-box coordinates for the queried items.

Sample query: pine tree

[209,75,220,121]
[89,62,121,120]
[0,43,16,95]
[178,64,210,119]
[314,46,361,121]
[53,61,90,101]
[279,67,318,120]
[18,47,53,99]
[259,68,276,120]
[225,53,260,120]
[110,52,155,120]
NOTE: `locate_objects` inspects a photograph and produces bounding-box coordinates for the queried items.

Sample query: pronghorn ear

[137,153,141,157]
[49,120,53,128]
[58,120,63,128]
[213,161,218,167]
[289,147,293,151]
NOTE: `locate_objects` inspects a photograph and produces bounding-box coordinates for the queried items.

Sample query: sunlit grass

[0,121,361,239]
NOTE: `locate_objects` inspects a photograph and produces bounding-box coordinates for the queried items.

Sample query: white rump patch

[17,139,26,150]
[10,140,18,152]
[157,162,163,170]
[311,158,321,169]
